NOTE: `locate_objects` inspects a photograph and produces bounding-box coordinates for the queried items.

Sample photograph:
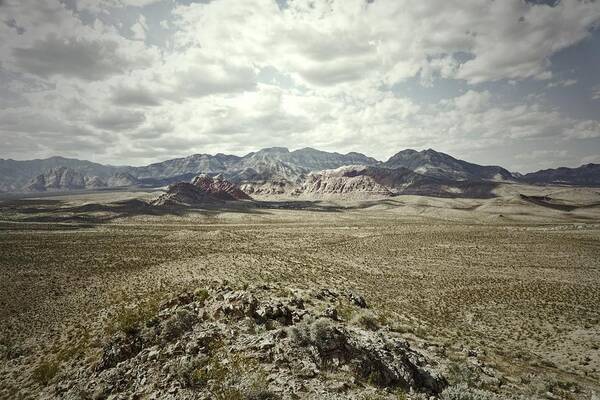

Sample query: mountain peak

[256,147,290,154]
[384,148,512,182]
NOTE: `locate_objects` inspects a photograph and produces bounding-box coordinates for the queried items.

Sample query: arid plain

[1,184,599,399]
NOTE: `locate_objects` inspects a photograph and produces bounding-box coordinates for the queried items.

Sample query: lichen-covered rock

[40,285,447,399]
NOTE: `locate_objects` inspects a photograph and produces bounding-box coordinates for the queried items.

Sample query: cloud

[581,154,600,165]
[592,86,600,101]
[452,90,492,113]
[130,15,147,41]
[564,120,600,139]
[111,85,162,106]
[165,50,257,98]
[547,79,577,88]
[12,35,137,81]
[91,110,146,131]
[77,0,163,11]
[515,149,568,161]
[4,18,25,35]
[171,0,600,88]
[0,0,598,171]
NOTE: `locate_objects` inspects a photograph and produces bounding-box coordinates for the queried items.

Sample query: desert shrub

[108,296,162,335]
[160,309,198,342]
[32,359,59,385]
[335,299,357,321]
[446,362,479,386]
[194,288,210,305]
[308,318,346,354]
[245,389,281,399]
[112,306,142,335]
[173,356,208,388]
[352,310,380,331]
[442,384,508,400]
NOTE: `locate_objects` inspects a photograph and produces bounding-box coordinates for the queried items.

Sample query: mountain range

[0,147,598,195]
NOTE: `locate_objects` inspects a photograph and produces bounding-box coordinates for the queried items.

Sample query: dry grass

[0,192,599,398]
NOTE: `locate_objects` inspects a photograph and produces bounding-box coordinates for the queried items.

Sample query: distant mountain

[522,163,600,186]
[24,167,88,192]
[2,147,597,195]
[107,172,140,187]
[240,147,378,171]
[125,147,376,186]
[23,168,144,192]
[382,149,514,182]
[129,153,241,179]
[0,157,116,192]
[295,165,497,199]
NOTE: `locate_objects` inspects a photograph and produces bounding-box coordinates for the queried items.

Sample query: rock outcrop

[294,165,498,199]
[299,165,393,197]
[107,172,139,188]
[191,174,251,200]
[38,285,446,399]
[152,175,251,206]
[84,176,108,189]
[24,167,87,192]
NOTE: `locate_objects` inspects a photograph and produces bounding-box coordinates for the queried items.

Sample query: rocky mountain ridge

[292,165,498,199]
[2,148,598,194]
[23,168,140,192]
[382,149,515,182]
[521,163,600,186]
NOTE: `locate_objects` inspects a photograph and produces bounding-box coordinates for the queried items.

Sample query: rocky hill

[383,149,514,182]
[33,284,447,399]
[191,174,252,200]
[152,175,251,206]
[522,163,600,186]
[294,165,498,199]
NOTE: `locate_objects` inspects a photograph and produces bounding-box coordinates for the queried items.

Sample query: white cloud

[564,120,600,139]
[592,86,600,101]
[130,15,148,41]
[452,90,492,113]
[0,0,598,170]
[170,0,600,87]
[547,79,577,88]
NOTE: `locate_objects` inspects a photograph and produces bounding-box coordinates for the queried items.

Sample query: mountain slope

[295,165,498,199]
[129,153,241,179]
[241,147,378,171]
[383,149,514,182]
[0,157,117,192]
[24,167,88,192]
[522,163,600,186]
[2,148,596,194]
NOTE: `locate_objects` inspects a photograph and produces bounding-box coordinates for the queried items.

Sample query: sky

[0,0,599,173]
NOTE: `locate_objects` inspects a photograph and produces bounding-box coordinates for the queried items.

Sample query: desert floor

[1,184,599,398]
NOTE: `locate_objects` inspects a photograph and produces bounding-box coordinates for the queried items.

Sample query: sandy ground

[1,183,599,398]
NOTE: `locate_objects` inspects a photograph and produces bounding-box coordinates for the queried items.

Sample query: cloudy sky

[1,0,599,172]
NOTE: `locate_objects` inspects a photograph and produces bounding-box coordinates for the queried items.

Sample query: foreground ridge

[37,285,447,399]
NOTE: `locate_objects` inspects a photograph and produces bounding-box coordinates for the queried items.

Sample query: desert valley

[2,0,600,398]
[1,147,599,400]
